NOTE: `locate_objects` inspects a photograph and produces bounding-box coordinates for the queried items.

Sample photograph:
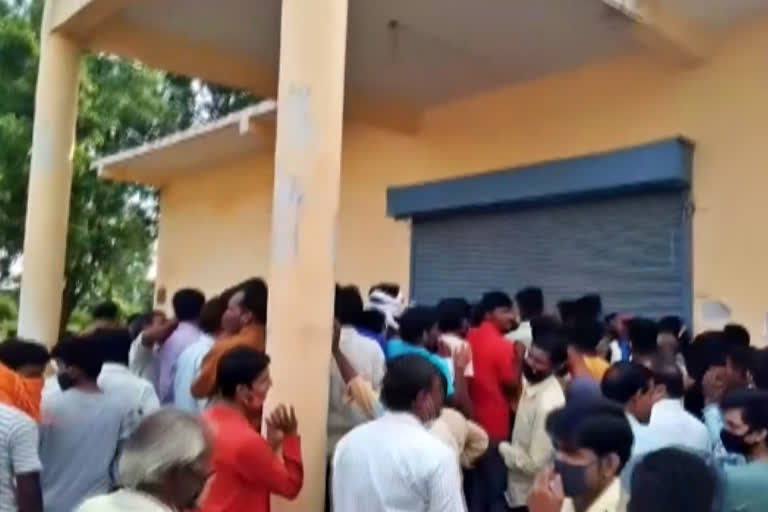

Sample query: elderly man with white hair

[76,408,212,512]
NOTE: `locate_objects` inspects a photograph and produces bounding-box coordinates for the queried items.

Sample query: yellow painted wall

[156,16,768,340]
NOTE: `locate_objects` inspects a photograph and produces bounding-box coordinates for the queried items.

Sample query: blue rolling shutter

[410,191,691,320]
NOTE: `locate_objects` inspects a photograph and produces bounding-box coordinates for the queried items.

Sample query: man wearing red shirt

[467,291,520,441]
[201,347,303,512]
[466,291,520,512]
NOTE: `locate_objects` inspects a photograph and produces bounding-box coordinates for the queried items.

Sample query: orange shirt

[467,322,519,441]
[191,325,265,399]
[200,404,303,512]
[0,363,43,421]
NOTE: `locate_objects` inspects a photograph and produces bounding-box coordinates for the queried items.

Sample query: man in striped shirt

[0,403,43,512]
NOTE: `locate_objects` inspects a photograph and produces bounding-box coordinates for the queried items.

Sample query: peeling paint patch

[272,170,303,264]
[282,84,313,153]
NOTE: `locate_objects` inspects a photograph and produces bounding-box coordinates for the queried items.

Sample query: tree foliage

[0,0,259,333]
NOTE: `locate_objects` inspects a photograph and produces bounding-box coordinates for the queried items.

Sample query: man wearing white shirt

[327,286,386,455]
[649,359,711,455]
[173,296,229,412]
[506,287,544,353]
[333,354,464,512]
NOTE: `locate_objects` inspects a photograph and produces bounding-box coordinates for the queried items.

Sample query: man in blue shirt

[386,306,455,397]
[719,389,768,512]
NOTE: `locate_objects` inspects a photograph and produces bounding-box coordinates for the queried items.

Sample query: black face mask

[57,373,76,391]
[721,429,752,455]
[522,360,548,384]
[554,458,589,497]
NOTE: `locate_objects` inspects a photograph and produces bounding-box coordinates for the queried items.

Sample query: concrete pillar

[265,1,348,511]
[17,1,81,346]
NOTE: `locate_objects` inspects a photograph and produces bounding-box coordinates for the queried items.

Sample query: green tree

[0,0,259,334]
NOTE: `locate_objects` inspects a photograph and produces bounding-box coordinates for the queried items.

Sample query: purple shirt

[154,322,202,404]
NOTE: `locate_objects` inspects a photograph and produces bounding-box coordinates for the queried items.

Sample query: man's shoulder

[0,403,35,430]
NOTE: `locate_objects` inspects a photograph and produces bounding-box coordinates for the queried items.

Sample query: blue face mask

[554,458,590,497]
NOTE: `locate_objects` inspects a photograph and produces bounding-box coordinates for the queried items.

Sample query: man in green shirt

[720,389,768,512]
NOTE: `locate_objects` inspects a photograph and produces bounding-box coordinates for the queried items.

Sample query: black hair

[629,448,717,512]
[52,337,104,381]
[86,328,133,366]
[199,296,227,335]
[92,301,119,321]
[686,331,729,381]
[437,298,471,333]
[727,344,755,376]
[470,302,484,327]
[398,306,438,345]
[127,312,150,340]
[380,354,439,412]
[172,288,206,322]
[658,315,691,353]
[724,323,751,348]
[480,291,513,315]
[355,309,386,335]
[546,399,633,472]
[530,315,562,340]
[601,362,654,405]
[557,300,577,325]
[216,347,271,398]
[628,318,659,356]
[0,338,50,370]
[565,320,604,353]
[721,389,768,434]
[651,358,685,399]
[750,348,768,390]
[515,287,544,320]
[335,284,364,326]
[574,294,602,322]
[532,330,568,367]
[240,278,268,324]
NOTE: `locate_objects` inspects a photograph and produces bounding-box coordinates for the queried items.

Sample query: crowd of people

[1,278,768,512]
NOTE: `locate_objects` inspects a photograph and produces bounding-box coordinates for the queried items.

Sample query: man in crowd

[201,347,302,512]
[88,301,121,332]
[0,401,43,512]
[387,306,456,400]
[506,287,544,352]
[648,358,710,454]
[464,292,518,512]
[192,278,268,401]
[77,409,212,512]
[45,329,159,423]
[173,295,228,412]
[626,318,658,369]
[333,354,465,512]
[700,331,753,463]
[498,330,566,511]
[0,339,50,420]
[40,337,135,512]
[155,288,205,404]
[719,389,768,512]
[530,400,633,512]
[565,320,608,381]
[327,285,386,455]
[437,298,474,386]
[468,291,519,440]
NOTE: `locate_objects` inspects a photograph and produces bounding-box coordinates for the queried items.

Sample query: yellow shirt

[583,355,610,381]
[562,478,625,512]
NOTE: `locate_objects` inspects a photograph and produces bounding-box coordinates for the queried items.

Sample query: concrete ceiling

[117,0,639,106]
[63,0,768,110]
